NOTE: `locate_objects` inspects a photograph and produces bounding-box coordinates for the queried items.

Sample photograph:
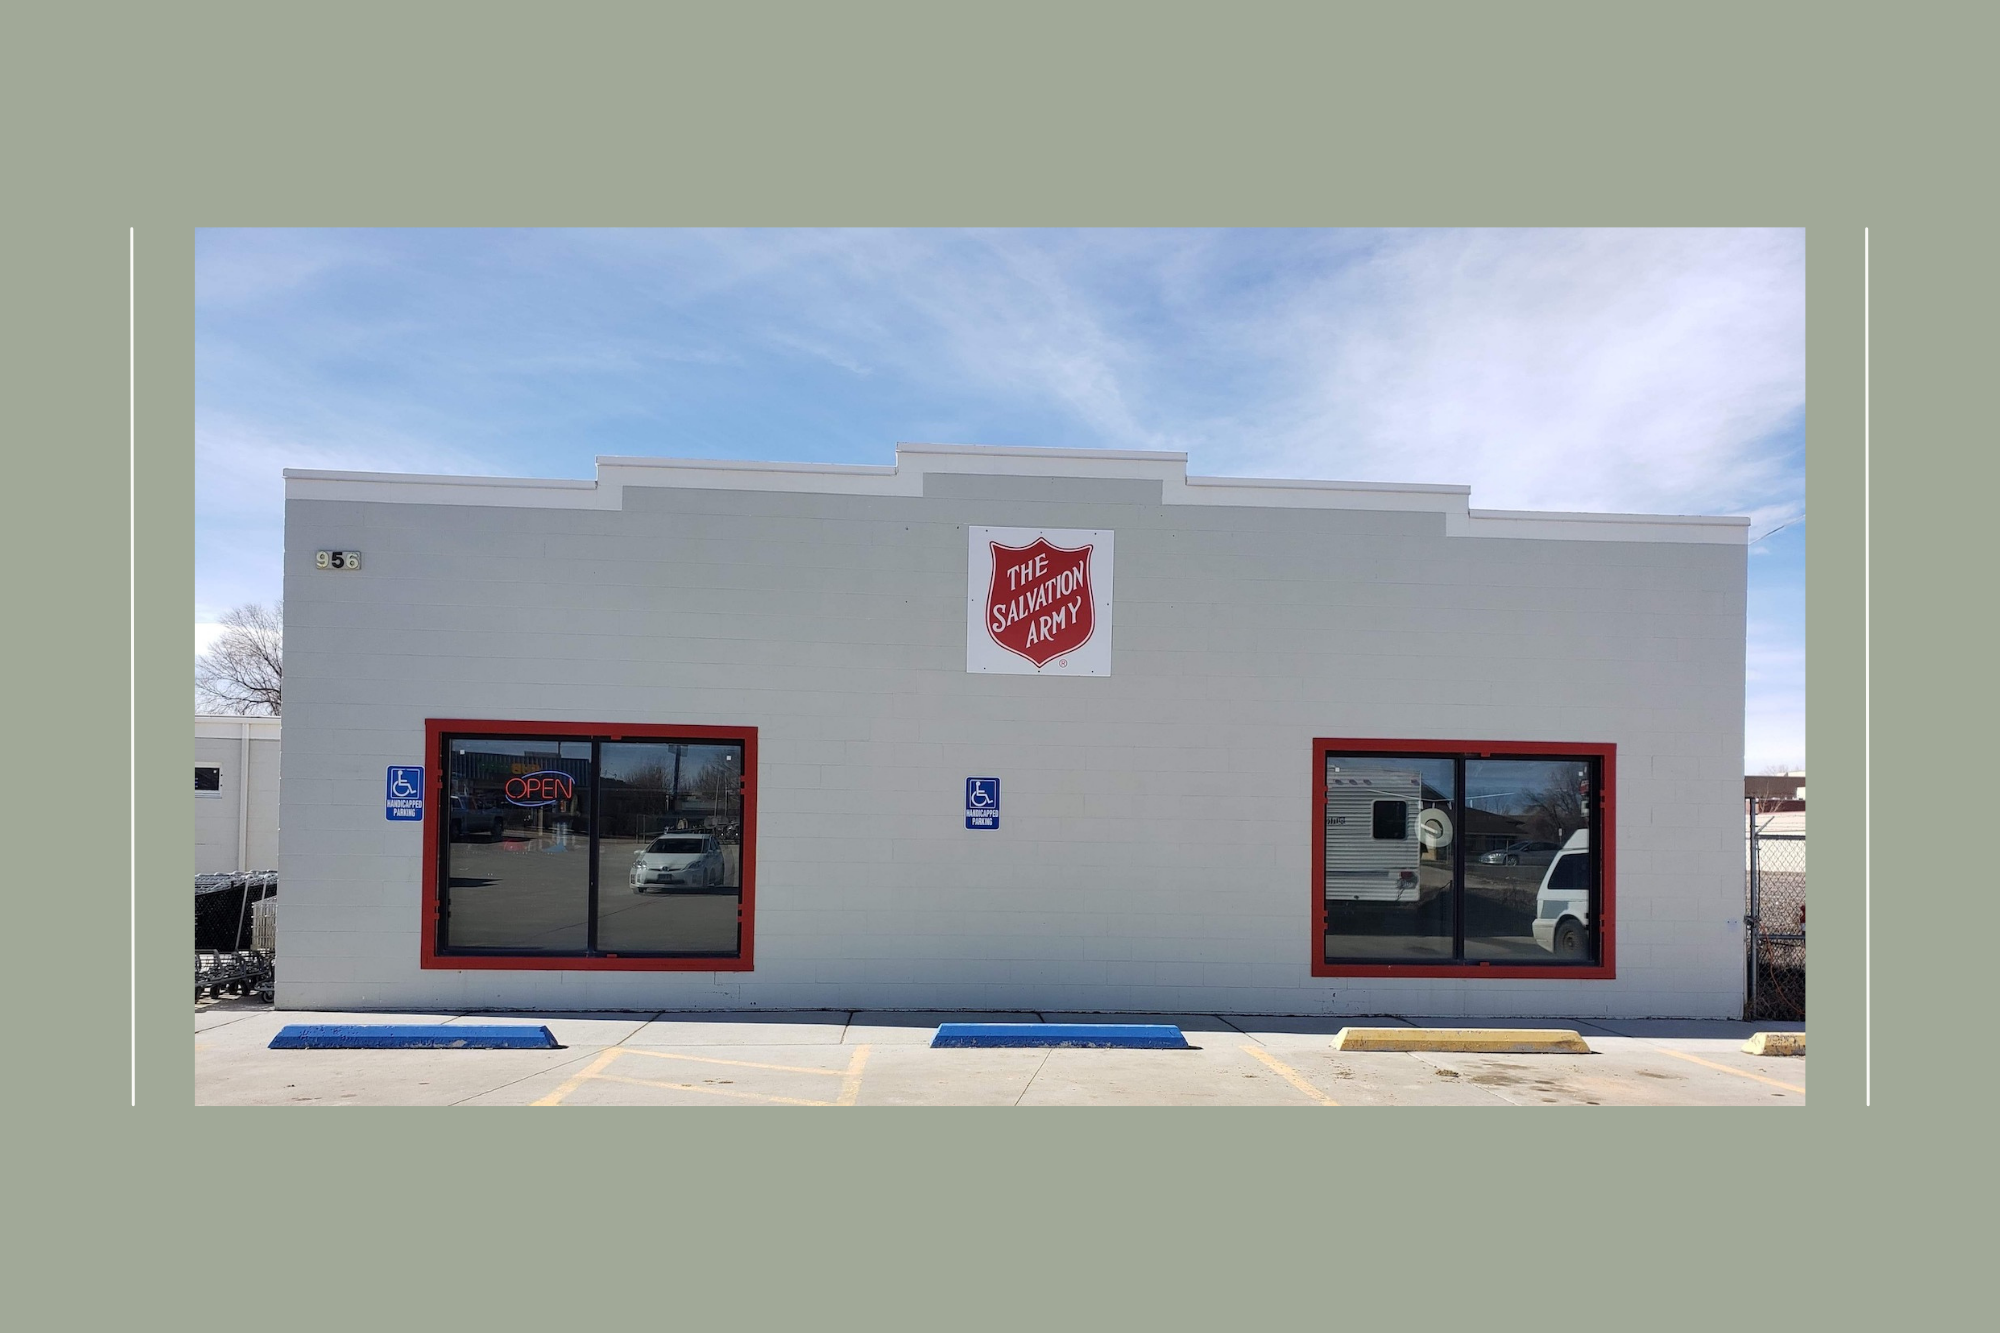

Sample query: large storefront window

[443,737,594,953]
[1313,740,1613,978]
[1321,755,1457,961]
[423,721,756,971]
[597,741,743,955]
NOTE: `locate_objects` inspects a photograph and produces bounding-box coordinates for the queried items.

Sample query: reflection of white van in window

[1324,771,1423,905]
[1532,830,1590,958]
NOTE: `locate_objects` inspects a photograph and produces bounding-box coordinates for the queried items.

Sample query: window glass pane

[596,741,742,956]
[1464,758,1595,963]
[442,737,593,953]
[195,766,221,791]
[1371,800,1407,840]
[1324,755,1456,961]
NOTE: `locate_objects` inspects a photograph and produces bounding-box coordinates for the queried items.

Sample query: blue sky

[195,227,1805,770]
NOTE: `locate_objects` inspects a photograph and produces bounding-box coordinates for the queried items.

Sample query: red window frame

[1310,738,1615,980]
[421,719,757,972]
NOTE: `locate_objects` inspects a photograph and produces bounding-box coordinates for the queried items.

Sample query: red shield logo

[985,537,1095,668]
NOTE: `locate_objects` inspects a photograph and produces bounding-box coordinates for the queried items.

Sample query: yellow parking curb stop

[1331,1027,1592,1054]
[1741,1032,1805,1056]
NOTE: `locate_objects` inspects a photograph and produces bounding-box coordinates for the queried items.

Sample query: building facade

[196,714,281,875]
[279,444,1748,1017]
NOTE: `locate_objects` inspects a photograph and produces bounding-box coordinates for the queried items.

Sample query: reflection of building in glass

[1462,807,1529,859]
[598,747,744,842]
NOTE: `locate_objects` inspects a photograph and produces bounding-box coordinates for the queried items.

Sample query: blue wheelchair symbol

[966,778,999,811]
[386,766,425,820]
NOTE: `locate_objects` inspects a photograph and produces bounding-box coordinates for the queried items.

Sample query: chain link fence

[1746,806,1805,1020]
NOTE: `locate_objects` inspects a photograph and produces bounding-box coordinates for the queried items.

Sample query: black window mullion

[1451,756,1466,962]
[585,739,602,954]
[1590,757,1603,964]
[437,732,453,954]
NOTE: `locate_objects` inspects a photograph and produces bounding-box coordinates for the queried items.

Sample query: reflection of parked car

[630,834,725,892]
[449,796,506,842]
[1532,831,1590,958]
[1477,839,1560,867]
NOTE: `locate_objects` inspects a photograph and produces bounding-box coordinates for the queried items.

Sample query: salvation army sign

[987,537,1093,666]
[966,527,1114,675]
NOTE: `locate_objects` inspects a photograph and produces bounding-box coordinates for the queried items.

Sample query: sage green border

[14,0,1981,1320]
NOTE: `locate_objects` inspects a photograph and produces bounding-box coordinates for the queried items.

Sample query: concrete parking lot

[196,1003,1806,1106]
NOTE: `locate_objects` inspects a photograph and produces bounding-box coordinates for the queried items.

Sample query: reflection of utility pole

[670,745,683,820]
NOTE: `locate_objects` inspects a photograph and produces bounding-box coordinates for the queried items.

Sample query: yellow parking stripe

[591,1073,832,1106]
[836,1045,871,1106]
[608,1047,849,1077]
[1652,1046,1806,1095]
[1243,1044,1340,1106]
[532,1046,866,1106]
[531,1047,622,1106]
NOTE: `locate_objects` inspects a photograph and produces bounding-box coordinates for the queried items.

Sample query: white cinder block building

[196,714,281,875]
[279,444,1748,1017]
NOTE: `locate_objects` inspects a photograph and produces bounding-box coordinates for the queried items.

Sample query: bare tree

[1521,771,1589,845]
[690,752,740,809]
[196,602,283,716]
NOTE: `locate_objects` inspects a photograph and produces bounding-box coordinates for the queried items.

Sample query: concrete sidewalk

[195,1004,1806,1107]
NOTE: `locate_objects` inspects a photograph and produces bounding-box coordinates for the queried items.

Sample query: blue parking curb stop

[931,1023,1190,1049]
[268,1024,562,1050]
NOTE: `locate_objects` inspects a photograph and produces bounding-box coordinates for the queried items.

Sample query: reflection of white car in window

[1532,831,1590,958]
[1476,839,1561,867]
[630,834,725,892]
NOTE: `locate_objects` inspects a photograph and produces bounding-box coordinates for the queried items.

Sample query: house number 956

[316,550,362,570]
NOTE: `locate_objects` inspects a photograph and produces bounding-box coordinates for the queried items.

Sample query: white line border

[1863,226,1871,1108]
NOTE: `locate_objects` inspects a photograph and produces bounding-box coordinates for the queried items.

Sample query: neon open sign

[504,771,576,806]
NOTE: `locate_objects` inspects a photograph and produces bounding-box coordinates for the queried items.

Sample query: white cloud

[194,228,1807,765]
[1745,708,1807,774]
[195,414,521,623]
[196,230,369,308]
[634,228,1805,522]
[197,413,511,521]
[1744,613,1806,773]
[1226,229,1804,519]
[567,228,1174,450]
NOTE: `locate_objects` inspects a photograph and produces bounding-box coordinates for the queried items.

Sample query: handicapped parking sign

[386,766,424,821]
[966,777,999,830]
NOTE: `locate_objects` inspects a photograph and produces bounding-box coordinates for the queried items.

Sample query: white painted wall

[278,446,1748,1017]
[195,715,281,874]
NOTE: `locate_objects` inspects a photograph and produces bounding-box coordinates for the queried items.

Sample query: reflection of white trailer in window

[1324,771,1423,905]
